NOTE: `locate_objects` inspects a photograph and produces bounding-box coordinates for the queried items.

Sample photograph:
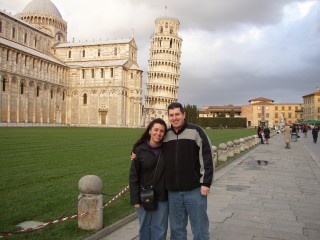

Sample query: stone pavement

[91,132,320,240]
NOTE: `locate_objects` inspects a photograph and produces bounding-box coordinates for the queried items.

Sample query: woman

[257,125,264,144]
[129,118,168,240]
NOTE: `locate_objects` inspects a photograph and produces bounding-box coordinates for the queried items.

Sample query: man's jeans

[168,188,210,240]
[137,200,169,240]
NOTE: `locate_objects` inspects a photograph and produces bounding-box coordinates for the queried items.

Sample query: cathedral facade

[0,0,143,127]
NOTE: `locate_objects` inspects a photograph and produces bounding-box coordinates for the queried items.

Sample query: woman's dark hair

[132,118,167,150]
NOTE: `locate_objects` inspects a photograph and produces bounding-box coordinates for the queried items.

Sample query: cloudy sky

[2,0,319,108]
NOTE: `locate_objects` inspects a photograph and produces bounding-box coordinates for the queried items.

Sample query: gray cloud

[2,0,319,108]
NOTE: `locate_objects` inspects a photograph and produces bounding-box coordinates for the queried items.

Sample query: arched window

[114,47,117,56]
[37,86,40,97]
[98,48,101,57]
[62,91,65,101]
[24,32,27,44]
[82,50,85,57]
[100,68,104,78]
[2,79,6,92]
[68,50,71,58]
[160,26,163,33]
[131,73,133,79]
[83,93,87,105]
[110,68,114,78]
[51,89,53,99]
[20,83,24,94]
[12,26,15,39]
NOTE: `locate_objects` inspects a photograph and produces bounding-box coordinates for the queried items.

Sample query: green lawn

[0,127,256,240]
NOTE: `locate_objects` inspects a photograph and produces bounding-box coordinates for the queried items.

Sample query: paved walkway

[94,132,320,240]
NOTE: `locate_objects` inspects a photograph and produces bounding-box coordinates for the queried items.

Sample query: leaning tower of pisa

[143,16,182,126]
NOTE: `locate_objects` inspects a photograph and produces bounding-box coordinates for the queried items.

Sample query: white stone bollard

[244,137,250,150]
[233,139,240,154]
[218,143,228,162]
[226,141,234,157]
[254,134,259,145]
[78,175,103,231]
[212,145,218,168]
[239,138,245,152]
[249,136,254,148]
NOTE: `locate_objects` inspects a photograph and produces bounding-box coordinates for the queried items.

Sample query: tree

[230,109,235,118]
[184,104,198,124]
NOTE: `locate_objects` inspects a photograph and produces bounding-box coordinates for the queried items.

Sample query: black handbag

[140,153,160,211]
[140,188,156,211]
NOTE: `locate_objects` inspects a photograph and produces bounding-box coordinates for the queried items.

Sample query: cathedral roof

[66,60,129,68]
[55,38,134,48]
[21,0,62,18]
[1,38,66,66]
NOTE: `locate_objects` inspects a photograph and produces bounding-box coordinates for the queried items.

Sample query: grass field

[0,127,256,240]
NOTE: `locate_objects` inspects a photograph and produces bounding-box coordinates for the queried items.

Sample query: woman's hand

[134,204,141,208]
[131,152,137,160]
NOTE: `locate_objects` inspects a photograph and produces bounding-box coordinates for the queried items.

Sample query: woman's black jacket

[129,141,167,205]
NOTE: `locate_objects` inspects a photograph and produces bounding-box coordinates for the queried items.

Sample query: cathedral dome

[21,0,62,18]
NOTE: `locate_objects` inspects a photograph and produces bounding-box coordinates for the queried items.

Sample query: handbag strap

[150,152,161,188]
[141,152,161,190]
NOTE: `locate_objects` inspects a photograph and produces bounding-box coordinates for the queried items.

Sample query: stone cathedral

[0,0,181,127]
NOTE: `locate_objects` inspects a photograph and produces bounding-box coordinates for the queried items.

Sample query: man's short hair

[168,102,185,113]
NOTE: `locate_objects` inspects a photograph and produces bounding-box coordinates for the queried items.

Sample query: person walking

[257,125,264,144]
[283,123,292,149]
[312,125,319,143]
[129,118,168,240]
[263,125,271,144]
[163,102,214,240]
[302,125,308,138]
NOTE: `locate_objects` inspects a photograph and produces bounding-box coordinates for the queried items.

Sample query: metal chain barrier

[0,185,130,238]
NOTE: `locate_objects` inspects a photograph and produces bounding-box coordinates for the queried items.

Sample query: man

[163,102,214,240]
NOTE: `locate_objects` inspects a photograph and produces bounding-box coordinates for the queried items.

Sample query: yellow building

[200,97,304,128]
[241,97,275,127]
[242,97,303,127]
[302,87,320,121]
[273,103,303,126]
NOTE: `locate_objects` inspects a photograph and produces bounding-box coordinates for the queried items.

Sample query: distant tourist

[263,126,271,144]
[302,125,308,138]
[312,125,319,143]
[283,123,292,149]
[257,125,264,144]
